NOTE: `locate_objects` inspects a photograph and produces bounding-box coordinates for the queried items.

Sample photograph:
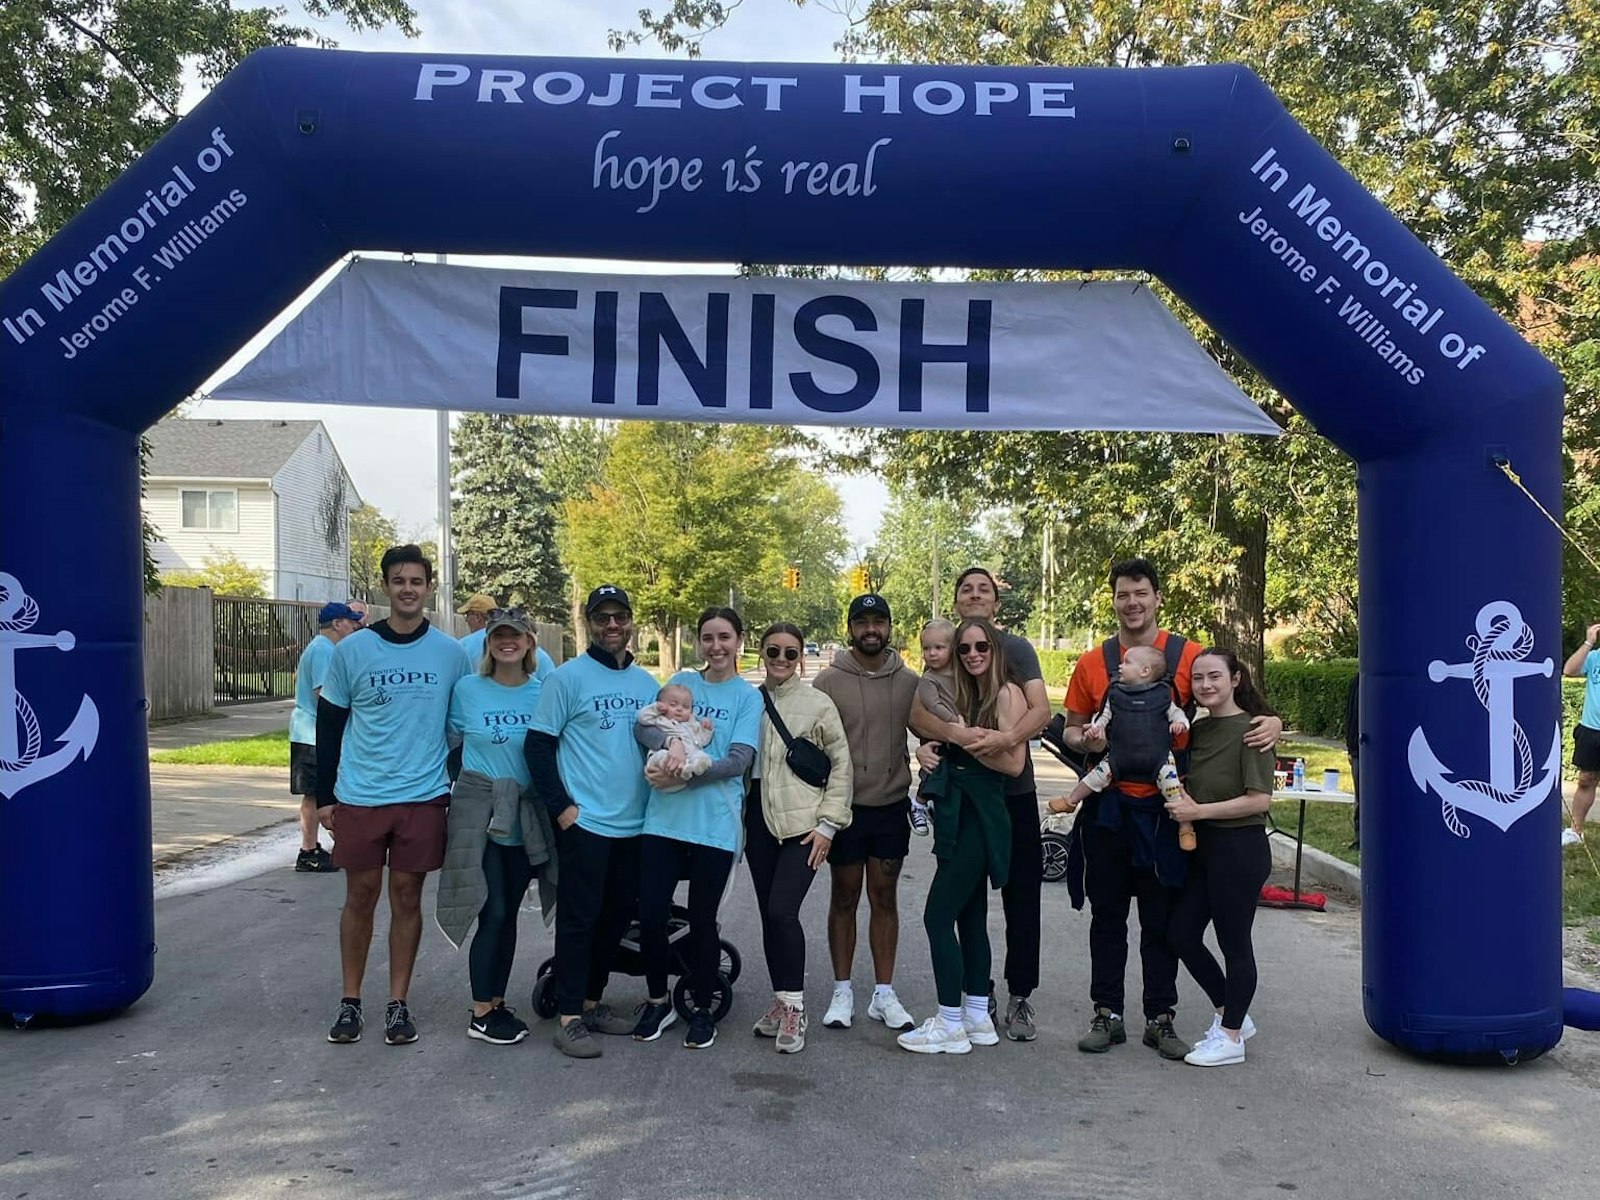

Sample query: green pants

[923,798,994,1008]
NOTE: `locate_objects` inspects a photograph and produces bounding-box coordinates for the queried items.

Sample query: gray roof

[145,418,323,480]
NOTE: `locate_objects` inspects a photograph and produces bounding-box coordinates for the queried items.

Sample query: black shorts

[289,742,318,796]
[831,798,912,866]
[1574,724,1600,773]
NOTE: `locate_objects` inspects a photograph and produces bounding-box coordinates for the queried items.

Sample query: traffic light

[850,565,870,593]
[783,566,801,590]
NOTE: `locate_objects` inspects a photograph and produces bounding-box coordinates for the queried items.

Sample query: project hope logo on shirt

[591,691,647,729]
[364,666,444,706]
[481,707,533,744]
[694,703,731,722]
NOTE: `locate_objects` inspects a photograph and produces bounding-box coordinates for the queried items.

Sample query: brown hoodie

[812,647,920,809]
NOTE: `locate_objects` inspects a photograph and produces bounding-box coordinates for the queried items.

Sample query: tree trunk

[1209,506,1267,692]
[568,576,585,656]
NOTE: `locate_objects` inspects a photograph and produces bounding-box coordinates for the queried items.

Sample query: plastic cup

[1323,768,1340,791]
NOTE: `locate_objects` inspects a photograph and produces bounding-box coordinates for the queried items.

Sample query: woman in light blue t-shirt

[441,608,547,1048]
[631,607,761,1050]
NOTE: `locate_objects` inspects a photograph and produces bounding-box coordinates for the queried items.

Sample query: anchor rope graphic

[0,572,100,798]
[0,586,46,772]
[1437,612,1538,837]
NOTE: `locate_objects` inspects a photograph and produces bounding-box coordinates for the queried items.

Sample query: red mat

[1258,883,1326,910]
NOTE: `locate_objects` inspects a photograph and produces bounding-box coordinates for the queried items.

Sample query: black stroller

[1037,714,1089,884]
[530,878,742,1023]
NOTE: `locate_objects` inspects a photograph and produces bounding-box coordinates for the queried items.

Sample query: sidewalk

[146,698,294,752]
[149,763,298,866]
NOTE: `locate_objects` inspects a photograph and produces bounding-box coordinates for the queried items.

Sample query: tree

[1,0,420,273]
[347,502,397,603]
[869,482,986,637]
[625,0,1600,675]
[160,552,265,597]
[450,413,566,623]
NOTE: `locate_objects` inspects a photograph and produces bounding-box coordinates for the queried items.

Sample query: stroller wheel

[535,956,554,980]
[672,970,733,1024]
[718,939,742,985]
[531,971,559,1020]
[1041,832,1071,884]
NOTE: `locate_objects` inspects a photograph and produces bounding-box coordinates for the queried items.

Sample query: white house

[143,418,362,602]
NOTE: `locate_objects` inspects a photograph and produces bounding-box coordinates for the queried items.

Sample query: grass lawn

[151,730,290,767]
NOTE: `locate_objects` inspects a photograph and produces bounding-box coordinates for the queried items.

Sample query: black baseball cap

[585,584,632,616]
[847,594,892,623]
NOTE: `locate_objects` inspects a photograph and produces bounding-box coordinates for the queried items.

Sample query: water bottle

[1293,758,1306,791]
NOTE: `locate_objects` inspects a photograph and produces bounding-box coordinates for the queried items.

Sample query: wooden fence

[143,586,214,721]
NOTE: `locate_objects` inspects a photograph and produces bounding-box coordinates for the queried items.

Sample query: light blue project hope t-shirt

[641,671,761,853]
[460,627,556,679]
[290,633,335,746]
[322,625,470,806]
[449,672,543,845]
[1581,650,1600,730]
[530,652,658,838]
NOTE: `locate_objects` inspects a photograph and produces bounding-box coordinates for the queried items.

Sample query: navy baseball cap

[847,594,892,623]
[318,602,363,624]
[585,584,632,616]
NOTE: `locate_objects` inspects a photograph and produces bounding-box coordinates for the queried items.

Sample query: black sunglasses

[764,645,800,662]
[958,640,991,655]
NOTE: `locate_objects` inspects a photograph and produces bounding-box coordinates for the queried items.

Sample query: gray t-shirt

[1003,632,1043,796]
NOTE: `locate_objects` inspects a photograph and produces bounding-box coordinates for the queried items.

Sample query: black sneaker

[327,999,362,1043]
[296,846,338,873]
[1143,1013,1186,1060]
[683,1008,717,1049]
[384,999,419,1045]
[468,1006,527,1046]
[632,999,678,1042]
[494,1003,529,1040]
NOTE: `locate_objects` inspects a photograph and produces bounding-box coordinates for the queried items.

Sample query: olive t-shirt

[1184,712,1274,828]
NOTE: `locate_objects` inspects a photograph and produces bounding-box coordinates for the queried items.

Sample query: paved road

[147,698,295,752]
[4,830,1598,1199]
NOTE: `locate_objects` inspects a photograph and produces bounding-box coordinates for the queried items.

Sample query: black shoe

[296,845,338,873]
[494,1003,529,1040]
[384,999,419,1045]
[1143,1013,1186,1060]
[632,999,678,1042]
[683,1008,717,1049]
[468,1006,527,1045]
[327,999,363,1043]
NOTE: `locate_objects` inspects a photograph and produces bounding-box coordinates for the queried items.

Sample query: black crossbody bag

[760,687,833,789]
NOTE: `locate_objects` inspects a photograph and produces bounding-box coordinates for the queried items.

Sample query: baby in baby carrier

[1047,644,1197,850]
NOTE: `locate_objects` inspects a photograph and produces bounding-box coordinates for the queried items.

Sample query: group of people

[295,544,1286,1069]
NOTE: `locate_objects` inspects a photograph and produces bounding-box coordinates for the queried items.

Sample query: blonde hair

[479,628,538,677]
[920,618,956,648]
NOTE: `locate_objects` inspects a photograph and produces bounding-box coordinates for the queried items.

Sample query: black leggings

[743,784,819,993]
[639,834,735,1010]
[1169,823,1272,1029]
[469,841,535,1004]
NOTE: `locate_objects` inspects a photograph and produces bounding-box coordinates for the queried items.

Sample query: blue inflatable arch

[0,51,1570,1057]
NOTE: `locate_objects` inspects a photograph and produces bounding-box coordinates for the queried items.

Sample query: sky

[188,0,893,548]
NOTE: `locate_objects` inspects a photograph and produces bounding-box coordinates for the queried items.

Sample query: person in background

[291,602,363,873]
[1345,674,1361,851]
[1561,623,1600,847]
[457,593,497,666]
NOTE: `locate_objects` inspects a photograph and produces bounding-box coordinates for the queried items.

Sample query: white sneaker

[867,988,915,1031]
[823,987,854,1029]
[1185,1032,1246,1066]
[963,1013,1000,1046]
[897,1017,972,1055]
[1202,1013,1258,1043]
[1562,828,1582,847]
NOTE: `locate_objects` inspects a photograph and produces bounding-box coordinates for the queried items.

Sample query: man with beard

[911,567,1052,1041]
[527,584,660,1059]
[813,594,921,1034]
[317,545,471,1046]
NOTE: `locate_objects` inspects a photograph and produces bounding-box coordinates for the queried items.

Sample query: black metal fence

[212,596,320,703]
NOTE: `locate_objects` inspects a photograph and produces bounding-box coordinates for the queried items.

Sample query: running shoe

[1076,1007,1126,1053]
[468,1006,527,1046]
[632,999,678,1042]
[553,1019,601,1059]
[384,999,418,1045]
[753,1001,784,1038]
[683,1008,717,1049]
[1143,1014,1186,1060]
[867,988,915,1031]
[775,1005,807,1054]
[823,985,854,1029]
[897,1018,971,1055]
[326,1000,362,1044]
[1005,995,1037,1042]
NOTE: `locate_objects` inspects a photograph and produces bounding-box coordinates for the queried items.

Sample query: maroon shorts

[330,796,449,873]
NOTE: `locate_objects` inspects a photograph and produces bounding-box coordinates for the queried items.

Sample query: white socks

[962,995,989,1025]
[778,989,804,1011]
[873,983,894,1000]
[939,1004,964,1032]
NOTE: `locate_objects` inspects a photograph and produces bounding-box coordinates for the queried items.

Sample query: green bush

[1261,659,1358,738]
[1036,650,1080,689]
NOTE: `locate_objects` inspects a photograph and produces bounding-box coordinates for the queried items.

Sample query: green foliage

[1035,650,1080,691]
[1261,659,1358,738]
[347,503,396,603]
[1,0,419,273]
[160,552,267,598]
[150,729,288,767]
[450,414,567,623]
[139,434,162,595]
[869,482,986,634]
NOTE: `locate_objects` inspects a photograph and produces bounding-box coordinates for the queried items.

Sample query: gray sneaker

[753,1001,784,1039]
[554,1018,602,1059]
[1005,995,1037,1042]
[1077,1006,1127,1053]
[775,1004,807,1054]
[1143,1014,1187,1060]
[582,1002,637,1035]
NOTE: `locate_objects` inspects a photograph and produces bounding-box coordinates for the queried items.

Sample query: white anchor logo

[1406,600,1560,837]
[0,572,100,800]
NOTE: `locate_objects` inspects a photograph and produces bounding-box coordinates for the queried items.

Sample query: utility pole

[434,253,454,627]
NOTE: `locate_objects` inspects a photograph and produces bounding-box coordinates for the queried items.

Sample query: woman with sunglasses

[899,617,1026,1055]
[436,608,556,1047]
[633,607,763,1050]
[744,622,853,1054]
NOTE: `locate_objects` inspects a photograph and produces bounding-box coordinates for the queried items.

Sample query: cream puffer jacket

[754,674,854,840]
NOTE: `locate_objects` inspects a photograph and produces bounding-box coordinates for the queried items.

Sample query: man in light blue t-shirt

[290,602,363,874]
[316,545,470,1048]
[527,583,659,1059]
[1561,622,1600,846]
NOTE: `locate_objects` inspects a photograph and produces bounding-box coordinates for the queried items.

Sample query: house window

[180,489,238,532]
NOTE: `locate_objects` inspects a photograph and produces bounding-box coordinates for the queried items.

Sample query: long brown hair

[952,617,1011,730]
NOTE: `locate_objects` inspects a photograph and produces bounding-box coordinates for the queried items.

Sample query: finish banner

[211,258,1279,434]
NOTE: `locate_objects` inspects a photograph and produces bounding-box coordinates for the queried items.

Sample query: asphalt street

[5,833,1599,1200]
